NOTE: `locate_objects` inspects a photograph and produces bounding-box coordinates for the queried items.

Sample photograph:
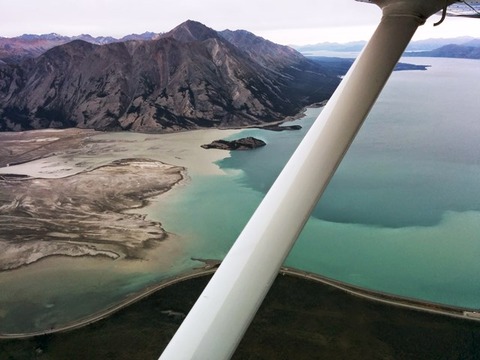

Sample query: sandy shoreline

[124,128,242,176]
[0,128,241,178]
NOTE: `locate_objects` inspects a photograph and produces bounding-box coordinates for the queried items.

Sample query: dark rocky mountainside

[0,21,339,132]
[219,29,305,69]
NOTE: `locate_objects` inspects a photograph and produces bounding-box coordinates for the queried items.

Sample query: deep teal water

[161,57,480,308]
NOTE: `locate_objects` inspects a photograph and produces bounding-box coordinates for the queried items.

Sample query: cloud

[0,0,478,44]
[1,0,380,37]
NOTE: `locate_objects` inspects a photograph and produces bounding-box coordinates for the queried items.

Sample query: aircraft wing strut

[160,1,459,358]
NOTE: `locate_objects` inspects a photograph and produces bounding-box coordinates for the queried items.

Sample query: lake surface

[157,57,480,308]
[1,57,479,333]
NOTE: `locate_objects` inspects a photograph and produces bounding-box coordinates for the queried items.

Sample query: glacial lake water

[1,57,479,333]
[158,57,480,308]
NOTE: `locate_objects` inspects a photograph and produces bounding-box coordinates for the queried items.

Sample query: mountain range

[0,21,339,132]
[404,44,480,59]
[0,32,162,64]
[293,36,480,59]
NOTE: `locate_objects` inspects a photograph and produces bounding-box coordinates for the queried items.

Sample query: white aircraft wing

[159,0,465,359]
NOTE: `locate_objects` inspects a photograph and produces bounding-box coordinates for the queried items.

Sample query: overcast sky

[1,0,479,44]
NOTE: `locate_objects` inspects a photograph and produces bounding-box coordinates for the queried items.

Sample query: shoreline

[0,125,247,271]
[1,264,478,339]
[0,110,311,332]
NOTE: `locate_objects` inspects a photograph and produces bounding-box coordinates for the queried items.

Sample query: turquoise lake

[157,57,480,308]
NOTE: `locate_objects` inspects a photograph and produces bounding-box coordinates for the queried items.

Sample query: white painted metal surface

[160,1,452,359]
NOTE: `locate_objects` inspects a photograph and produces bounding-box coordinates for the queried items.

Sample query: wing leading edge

[357,0,480,18]
[159,1,468,358]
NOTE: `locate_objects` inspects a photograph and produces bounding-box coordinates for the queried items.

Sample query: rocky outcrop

[260,124,302,131]
[0,21,340,132]
[201,137,266,150]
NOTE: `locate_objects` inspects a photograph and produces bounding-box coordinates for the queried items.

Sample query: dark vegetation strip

[1,268,480,359]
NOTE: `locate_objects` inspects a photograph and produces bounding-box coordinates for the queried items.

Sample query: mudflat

[0,129,184,270]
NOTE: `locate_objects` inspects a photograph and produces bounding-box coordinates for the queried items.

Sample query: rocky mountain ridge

[0,32,162,64]
[0,20,339,132]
